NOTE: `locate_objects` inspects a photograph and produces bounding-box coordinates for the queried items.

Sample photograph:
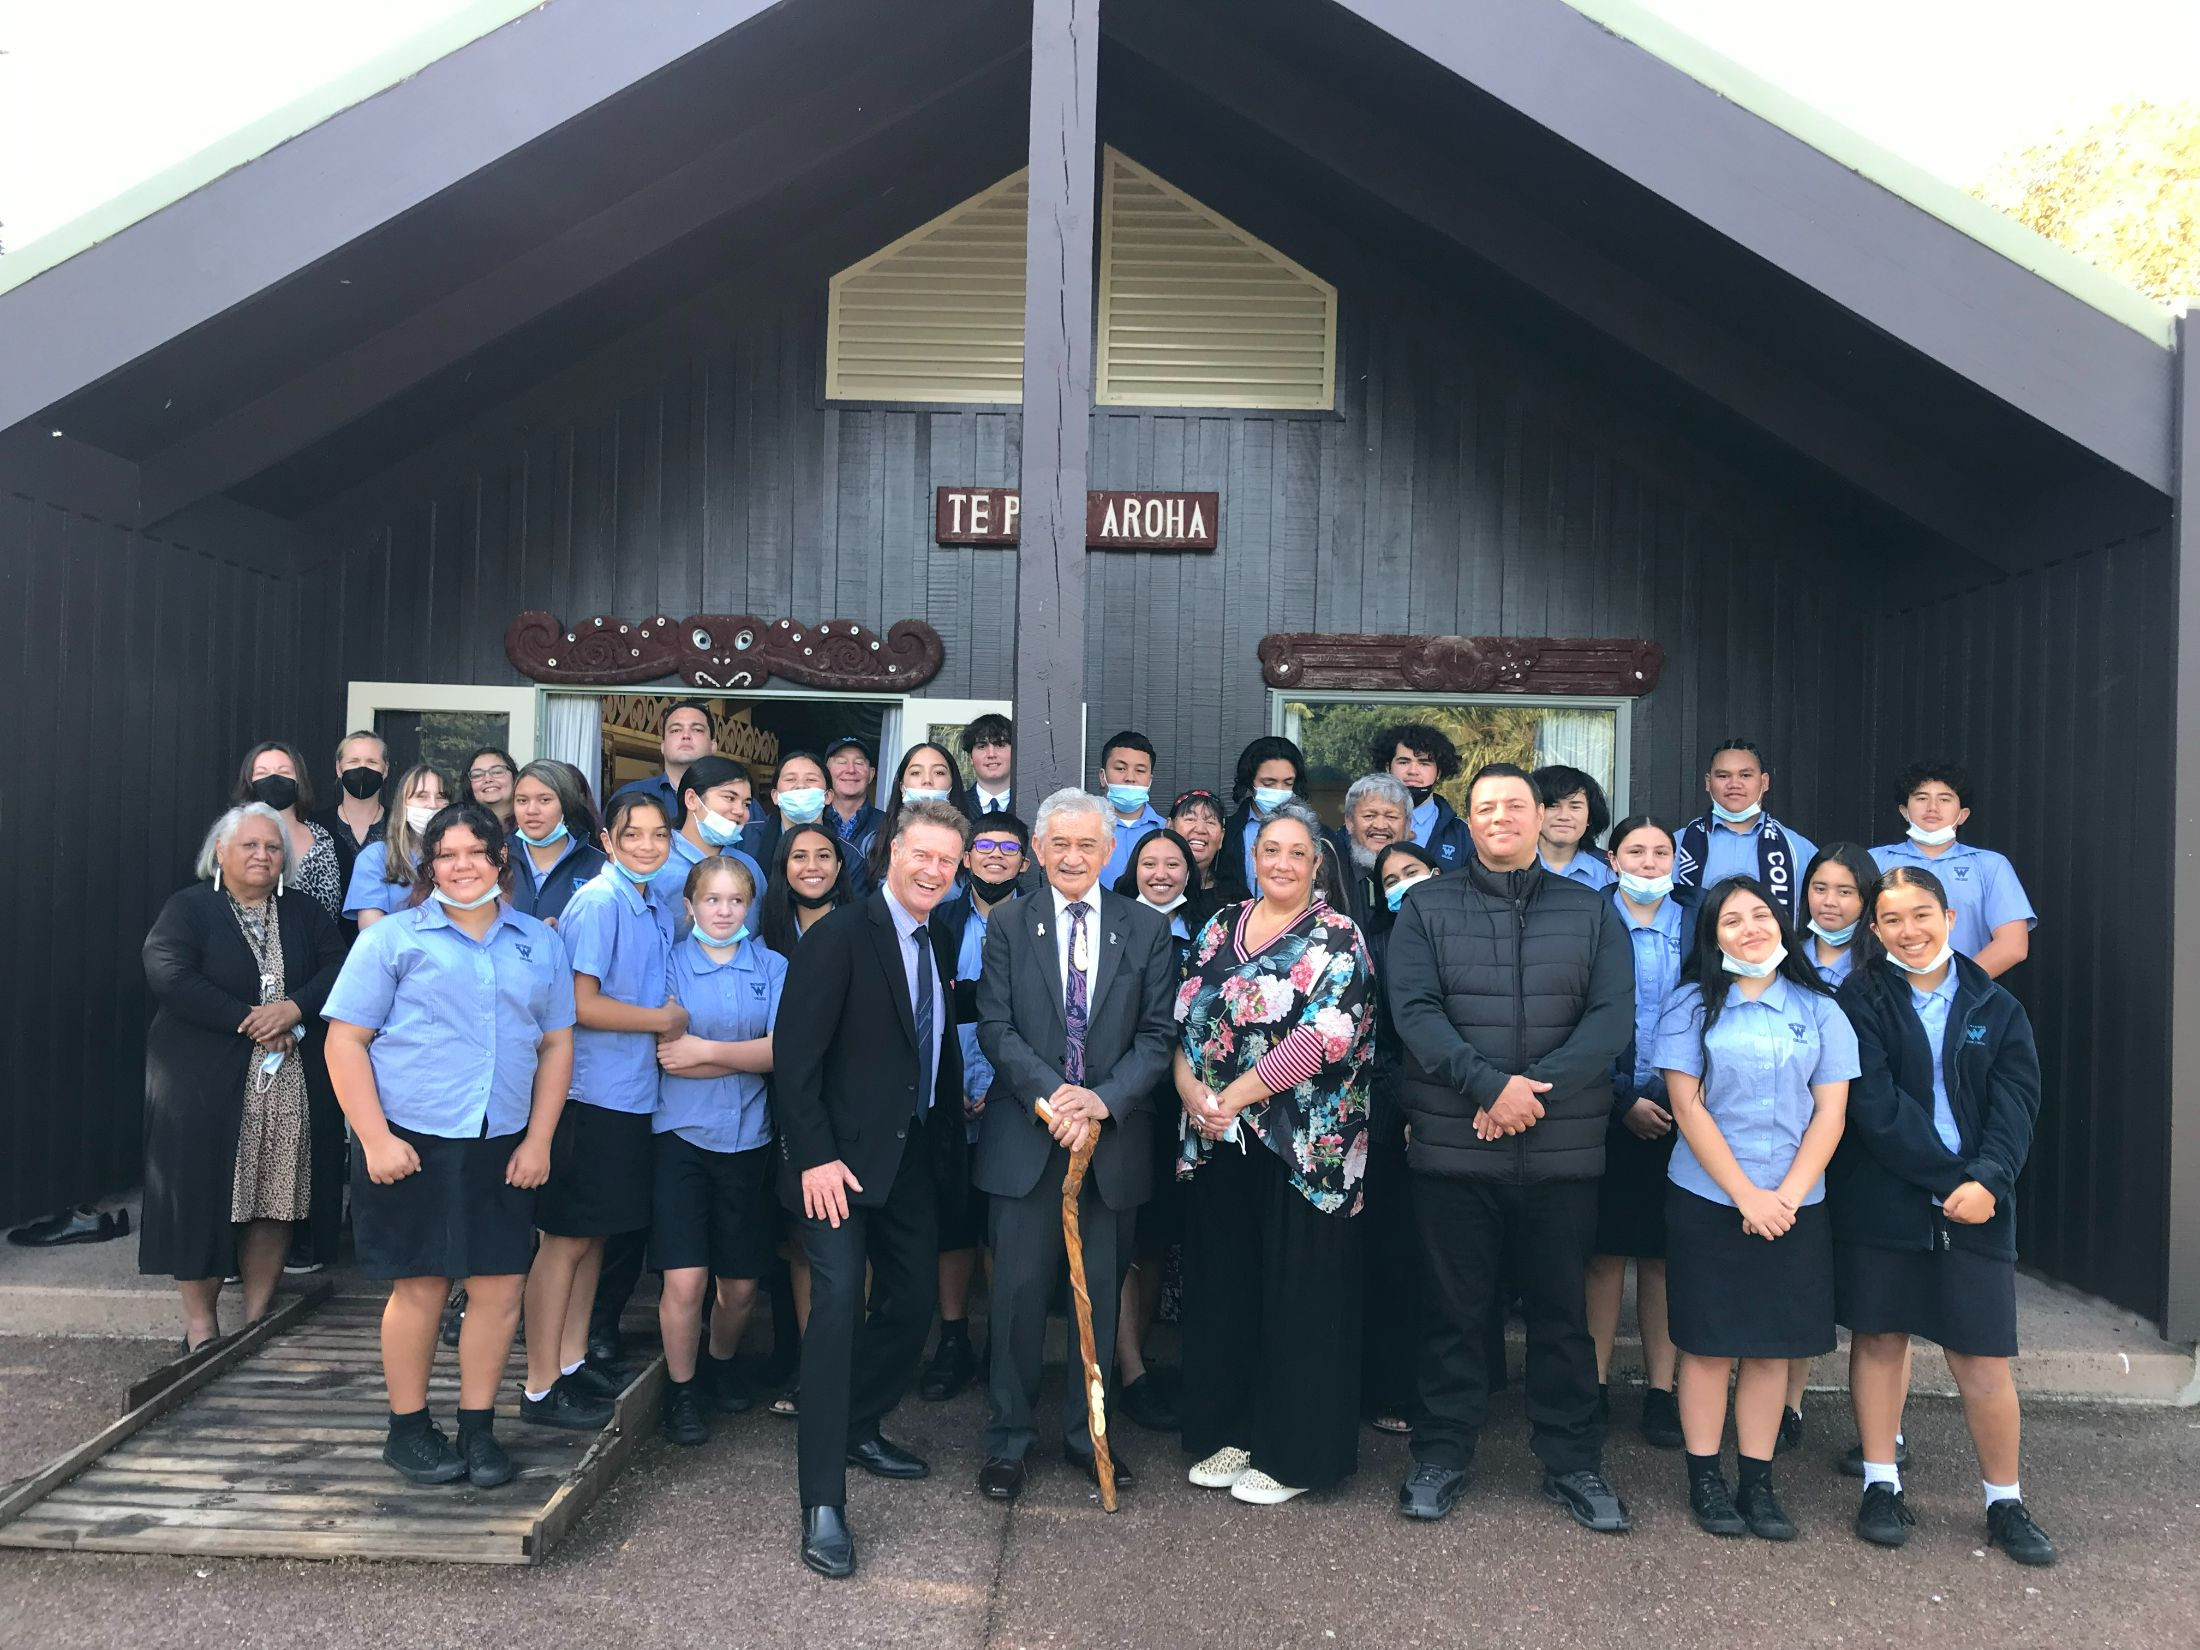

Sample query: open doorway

[596,692,897,798]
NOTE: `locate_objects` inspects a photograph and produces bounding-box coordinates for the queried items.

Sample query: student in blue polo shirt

[1869,759,2035,978]
[506,760,608,927]
[322,801,576,1488]
[650,854,787,1447]
[665,755,770,910]
[521,793,684,1431]
[1673,740,1818,926]
[1372,722,1473,870]
[1533,765,1616,892]
[343,765,452,930]
[607,698,719,820]
[1654,875,1855,1544]
[1095,731,1167,888]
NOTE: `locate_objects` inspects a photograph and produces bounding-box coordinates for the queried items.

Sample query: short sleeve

[561,886,619,979]
[1979,854,2037,934]
[1809,995,1862,1084]
[540,950,579,1032]
[760,948,788,1029]
[342,842,391,919]
[1650,987,1708,1078]
[323,922,401,1030]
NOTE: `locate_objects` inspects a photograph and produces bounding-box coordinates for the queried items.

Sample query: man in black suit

[771,799,971,1579]
[972,789,1177,1502]
[957,713,1016,821]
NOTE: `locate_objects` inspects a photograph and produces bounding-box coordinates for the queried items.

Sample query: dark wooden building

[4,0,2197,1337]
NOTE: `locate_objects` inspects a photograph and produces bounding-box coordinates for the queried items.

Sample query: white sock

[524,1386,553,1403]
[1895,1430,1906,1447]
[1862,1461,1901,1492]
[1984,1478,2021,1508]
[561,1359,584,1377]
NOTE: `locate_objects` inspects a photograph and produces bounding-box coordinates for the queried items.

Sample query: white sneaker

[1188,1446,1252,1488]
[1229,1469,1308,1506]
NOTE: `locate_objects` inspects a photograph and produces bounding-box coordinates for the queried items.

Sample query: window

[346,682,539,778]
[1277,694,1629,827]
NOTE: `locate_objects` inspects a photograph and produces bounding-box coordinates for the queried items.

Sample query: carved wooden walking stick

[1036,1099,1117,1512]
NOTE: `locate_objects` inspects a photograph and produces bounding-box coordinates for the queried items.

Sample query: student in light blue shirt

[1672,740,1818,926]
[521,793,685,1432]
[342,764,452,929]
[1095,731,1167,888]
[665,756,770,919]
[649,854,787,1445]
[1533,765,1616,892]
[1653,875,1855,1543]
[321,802,575,1489]
[506,759,607,927]
[1869,758,2035,978]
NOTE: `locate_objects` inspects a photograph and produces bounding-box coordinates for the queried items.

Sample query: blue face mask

[1710,800,1763,825]
[1890,942,1955,976]
[515,821,569,849]
[1616,870,1673,902]
[777,787,826,824]
[698,807,744,847]
[700,924,749,948]
[1808,919,1857,947]
[432,885,501,912]
[613,858,662,888]
[1106,783,1151,815]
[1252,786,1293,815]
[1721,944,1786,980]
[902,787,950,806]
[1384,875,1429,913]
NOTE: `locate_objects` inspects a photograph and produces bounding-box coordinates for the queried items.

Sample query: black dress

[138,883,344,1281]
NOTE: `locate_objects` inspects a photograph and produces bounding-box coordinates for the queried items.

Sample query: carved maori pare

[506,612,946,692]
[1258,633,1664,696]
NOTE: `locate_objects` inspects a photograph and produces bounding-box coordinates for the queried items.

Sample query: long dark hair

[1367,840,1439,934]
[233,740,316,812]
[1111,826,1195,902]
[1230,736,1306,805]
[866,742,970,884]
[460,746,519,810]
[760,821,851,957]
[1801,842,1886,971]
[1680,875,1833,1088]
[407,802,512,907]
[511,759,593,844]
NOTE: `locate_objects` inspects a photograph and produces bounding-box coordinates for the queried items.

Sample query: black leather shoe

[1121,1373,1180,1432]
[846,1434,930,1479]
[1396,1462,1469,1521]
[1838,1438,1912,1477]
[1638,1386,1684,1450]
[660,1382,709,1447]
[977,1455,1027,1501]
[1854,1483,1916,1548]
[801,1505,855,1579]
[1736,1479,1796,1541]
[1545,1468,1631,1533]
[1986,1499,2058,1566]
[1689,1471,1747,1537]
[1064,1444,1135,1490]
[383,1421,466,1485]
[919,1333,977,1401]
[565,1361,623,1401]
[702,1357,752,1415]
[459,1426,515,1488]
[520,1376,615,1431]
[587,1329,625,1370]
[1776,1406,1804,1456]
[438,1292,465,1348]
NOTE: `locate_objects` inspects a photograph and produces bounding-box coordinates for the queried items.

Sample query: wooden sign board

[935,487,1219,550]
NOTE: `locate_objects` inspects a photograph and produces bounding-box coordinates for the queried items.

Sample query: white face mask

[404,803,438,832]
[1616,870,1673,901]
[1721,944,1786,980]
[1890,942,1955,976]
[1710,800,1762,825]
[1905,821,1958,847]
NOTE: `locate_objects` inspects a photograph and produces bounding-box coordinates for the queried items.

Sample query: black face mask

[250,775,300,812]
[970,870,1023,906]
[790,885,840,911]
[1408,785,1434,807]
[339,766,385,800]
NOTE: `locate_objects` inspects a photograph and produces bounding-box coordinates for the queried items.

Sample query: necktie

[1064,900,1090,1084]
[910,925,935,1116]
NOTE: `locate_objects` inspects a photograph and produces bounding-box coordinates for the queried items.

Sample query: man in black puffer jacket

[1383,763,1635,1533]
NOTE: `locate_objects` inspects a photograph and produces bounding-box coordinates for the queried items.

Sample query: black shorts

[1594,1119,1676,1258]
[535,1100,654,1238]
[649,1134,777,1278]
[350,1124,536,1281]
[1666,1185,1835,1359]
[935,1122,987,1252]
[1834,1238,2019,1358]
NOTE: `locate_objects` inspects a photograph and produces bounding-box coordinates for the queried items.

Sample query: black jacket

[1416,795,1475,873]
[1609,884,1704,1117]
[1383,859,1634,1182]
[769,890,965,1211]
[1832,955,2039,1261]
[1213,802,1260,905]
[503,833,608,928]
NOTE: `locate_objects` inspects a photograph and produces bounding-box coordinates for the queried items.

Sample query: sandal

[769,1388,800,1419]
[1370,1415,1414,1436]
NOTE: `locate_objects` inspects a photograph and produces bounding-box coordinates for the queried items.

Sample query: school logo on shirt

[515,943,533,960]
[751,981,768,998]
[1952,863,1972,880]
[1965,1023,1988,1045]
[1788,1023,1807,1043]
[1439,844,1458,860]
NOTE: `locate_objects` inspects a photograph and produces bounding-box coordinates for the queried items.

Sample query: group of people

[137,703,2056,1578]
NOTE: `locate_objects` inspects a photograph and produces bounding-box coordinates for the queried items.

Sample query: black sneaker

[1689,1471,1748,1537]
[520,1376,615,1431]
[459,1425,515,1488]
[1544,1468,1631,1533]
[1396,1461,1468,1521]
[1986,1499,2057,1566]
[1121,1373,1181,1432]
[565,1361,623,1401]
[660,1382,709,1447]
[1854,1483,1916,1548]
[1838,1438,1912,1477]
[383,1421,466,1485]
[1737,1479,1797,1541]
[1638,1386,1684,1450]
[702,1357,752,1415]
[918,1333,976,1402]
[1775,1406,1804,1455]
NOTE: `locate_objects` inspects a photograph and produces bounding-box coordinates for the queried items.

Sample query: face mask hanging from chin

[698,808,744,847]
[1890,942,1955,976]
[1720,944,1786,979]
[1617,870,1673,901]
[517,821,570,848]
[1710,800,1762,825]
[1905,821,1958,846]
[432,885,501,911]
[1808,919,1858,946]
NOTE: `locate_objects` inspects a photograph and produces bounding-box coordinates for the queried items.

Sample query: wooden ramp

[0,1287,665,1564]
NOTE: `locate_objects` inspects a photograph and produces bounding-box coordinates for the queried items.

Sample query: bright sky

[0,0,2195,253]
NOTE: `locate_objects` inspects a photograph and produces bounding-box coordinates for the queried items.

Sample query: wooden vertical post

[1011,0,1100,804]
[2168,311,2200,1341]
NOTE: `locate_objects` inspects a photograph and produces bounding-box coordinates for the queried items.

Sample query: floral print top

[1175,898,1374,1215]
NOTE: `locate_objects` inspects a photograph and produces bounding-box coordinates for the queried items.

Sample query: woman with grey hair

[140,803,345,1350]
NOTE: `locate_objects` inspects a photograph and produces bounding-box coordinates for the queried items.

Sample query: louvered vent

[1095,150,1336,410]
[826,171,1029,403]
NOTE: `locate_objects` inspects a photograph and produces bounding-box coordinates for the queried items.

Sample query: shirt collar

[1724,972,1795,1013]
[1616,890,1682,934]
[1911,967,1960,1007]
[680,933,756,974]
[411,896,525,941]
[1411,796,1438,832]
[1050,881,1101,920]
[880,883,927,940]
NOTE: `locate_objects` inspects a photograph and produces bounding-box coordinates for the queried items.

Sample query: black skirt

[649,1135,778,1278]
[1834,1238,2019,1358]
[350,1125,536,1281]
[1665,1184,1835,1359]
[535,1101,654,1238]
[1594,1118,1677,1258]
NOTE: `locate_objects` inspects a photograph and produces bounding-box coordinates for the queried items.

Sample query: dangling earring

[276,872,285,898]
[213,866,224,893]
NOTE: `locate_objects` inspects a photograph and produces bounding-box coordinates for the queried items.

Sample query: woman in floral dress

[1173,799,1375,1505]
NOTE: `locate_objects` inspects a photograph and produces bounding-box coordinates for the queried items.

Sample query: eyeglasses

[970,837,1023,856]
[468,765,513,782]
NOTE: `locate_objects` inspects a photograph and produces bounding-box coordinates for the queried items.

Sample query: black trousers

[984,1148,1132,1461]
[794,1119,939,1509]
[1412,1173,1603,1476]
[589,1228,649,1345]
[1358,1139,1424,1422]
[1180,1139,1362,1492]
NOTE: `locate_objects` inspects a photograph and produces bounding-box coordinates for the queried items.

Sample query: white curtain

[543,694,603,804]
[873,703,904,806]
[1534,710,1616,798]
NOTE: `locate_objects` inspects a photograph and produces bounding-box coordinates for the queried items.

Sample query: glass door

[345,682,541,779]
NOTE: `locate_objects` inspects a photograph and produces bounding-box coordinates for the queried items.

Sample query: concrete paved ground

[2,1333,2196,1650]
